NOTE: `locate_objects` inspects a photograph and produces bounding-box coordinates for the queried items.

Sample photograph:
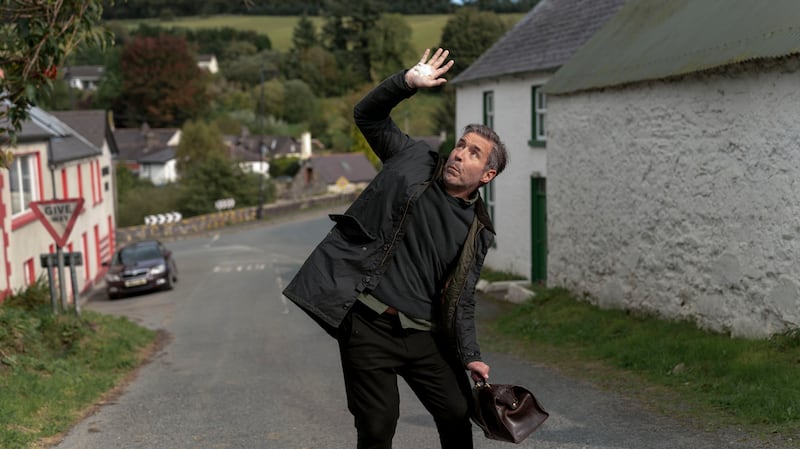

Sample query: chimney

[301,131,312,160]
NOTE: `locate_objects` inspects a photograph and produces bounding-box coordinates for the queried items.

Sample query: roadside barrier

[116,193,357,245]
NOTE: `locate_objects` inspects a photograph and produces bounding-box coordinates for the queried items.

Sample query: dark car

[103,240,178,299]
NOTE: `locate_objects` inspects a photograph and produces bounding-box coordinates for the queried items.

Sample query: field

[111,14,526,63]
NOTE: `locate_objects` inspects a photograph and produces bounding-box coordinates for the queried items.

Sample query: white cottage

[1,108,116,301]
[451,0,625,282]
[543,0,800,337]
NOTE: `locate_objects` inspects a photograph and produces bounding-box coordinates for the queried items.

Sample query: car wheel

[164,273,174,291]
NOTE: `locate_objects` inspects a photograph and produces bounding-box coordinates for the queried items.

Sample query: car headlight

[149,264,166,275]
[106,273,120,282]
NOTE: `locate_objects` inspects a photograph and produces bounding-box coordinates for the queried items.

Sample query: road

[54,208,788,449]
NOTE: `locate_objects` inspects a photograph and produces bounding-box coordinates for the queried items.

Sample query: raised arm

[353,48,454,162]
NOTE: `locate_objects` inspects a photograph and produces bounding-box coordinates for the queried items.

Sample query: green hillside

[112,14,525,62]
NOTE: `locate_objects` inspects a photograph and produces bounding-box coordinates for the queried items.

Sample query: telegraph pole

[256,64,266,220]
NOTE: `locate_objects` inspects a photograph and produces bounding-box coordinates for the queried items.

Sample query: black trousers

[337,302,473,449]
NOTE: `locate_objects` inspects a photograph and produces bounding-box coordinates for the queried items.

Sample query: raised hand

[405,48,455,89]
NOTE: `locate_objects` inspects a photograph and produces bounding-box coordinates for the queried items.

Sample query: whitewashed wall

[456,73,550,279]
[547,57,800,337]
[3,139,116,301]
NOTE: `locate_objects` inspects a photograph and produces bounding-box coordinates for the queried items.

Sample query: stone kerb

[115,193,357,245]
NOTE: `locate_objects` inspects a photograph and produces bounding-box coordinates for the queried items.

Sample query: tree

[283,45,341,97]
[222,50,281,87]
[292,13,318,51]
[435,7,509,136]
[0,0,114,167]
[438,7,509,79]
[175,120,227,174]
[177,152,268,217]
[320,0,384,88]
[367,14,416,81]
[283,79,319,125]
[117,34,210,127]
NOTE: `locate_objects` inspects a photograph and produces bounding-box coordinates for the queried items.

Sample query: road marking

[212,263,268,273]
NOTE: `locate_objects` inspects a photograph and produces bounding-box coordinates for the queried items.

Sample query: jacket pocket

[329,214,377,244]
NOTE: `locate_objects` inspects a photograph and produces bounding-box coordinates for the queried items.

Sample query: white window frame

[530,85,547,147]
[9,153,40,217]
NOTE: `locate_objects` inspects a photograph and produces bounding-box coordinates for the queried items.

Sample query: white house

[113,124,180,185]
[542,0,800,337]
[63,65,104,91]
[451,0,626,282]
[1,108,117,301]
[197,54,219,74]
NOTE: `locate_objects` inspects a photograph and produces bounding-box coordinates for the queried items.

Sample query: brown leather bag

[471,381,549,443]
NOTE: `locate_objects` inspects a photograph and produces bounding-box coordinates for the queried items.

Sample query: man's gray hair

[462,123,508,175]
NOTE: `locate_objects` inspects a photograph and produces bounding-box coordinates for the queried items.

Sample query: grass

[0,280,156,449]
[480,284,800,441]
[110,14,526,63]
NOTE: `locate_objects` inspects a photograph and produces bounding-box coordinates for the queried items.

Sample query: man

[283,48,508,449]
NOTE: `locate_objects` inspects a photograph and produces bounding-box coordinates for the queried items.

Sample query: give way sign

[29,198,85,248]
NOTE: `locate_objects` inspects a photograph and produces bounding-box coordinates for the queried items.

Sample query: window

[482,91,497,240]
[530,86,547,147]
[9,154,39,216]
[482,180,496,222]
[61,168,69,197]
[23,258,35,286]
[482,91,494,129]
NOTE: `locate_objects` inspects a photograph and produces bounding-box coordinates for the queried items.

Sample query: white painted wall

[546,57,800,338]
[142,159,177,185]
[2,138,116,301]
[455,73,550,279]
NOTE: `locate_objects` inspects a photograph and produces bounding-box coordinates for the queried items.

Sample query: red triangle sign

[29,199,85,248]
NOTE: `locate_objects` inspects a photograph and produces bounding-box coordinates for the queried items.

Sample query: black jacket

[282,70,495,366]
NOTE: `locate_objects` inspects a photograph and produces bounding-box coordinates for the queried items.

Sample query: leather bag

[471,381,549,443]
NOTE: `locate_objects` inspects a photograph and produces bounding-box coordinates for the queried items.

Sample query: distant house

[112,123,180,185]
[1,108,117,301]
[542,0,800,337]
[197,54,219,74]
[451,0,626,282]
[63,65,104,91]
[224,130,314,176]
[287,153,377,198]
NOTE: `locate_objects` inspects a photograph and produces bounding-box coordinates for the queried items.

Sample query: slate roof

[544,0,800,94]
[51,110,108,149]
[224,133,301,159]
[452,0,627,85]
[28,107,101,163]
[307,153,377,185]
[62,65,104,81]
[113,124,179,164]
[10,119,51,141]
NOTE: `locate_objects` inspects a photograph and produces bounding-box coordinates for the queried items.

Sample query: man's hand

[466,360,490,383]
[405,48,454,90]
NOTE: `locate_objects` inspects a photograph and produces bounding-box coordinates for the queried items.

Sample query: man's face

[442,132,497,199]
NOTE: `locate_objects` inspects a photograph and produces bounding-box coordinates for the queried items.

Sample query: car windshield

[114,245,162,264]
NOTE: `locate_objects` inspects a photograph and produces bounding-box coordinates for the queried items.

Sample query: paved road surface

[54,209,792,449]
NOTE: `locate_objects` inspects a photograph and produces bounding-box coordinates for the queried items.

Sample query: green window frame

[483,91,494,129]
[529,85,546,147]
[482,90,496,242]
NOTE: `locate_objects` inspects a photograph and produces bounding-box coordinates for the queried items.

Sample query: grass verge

[479,283,800,443]
[0,280,156,449]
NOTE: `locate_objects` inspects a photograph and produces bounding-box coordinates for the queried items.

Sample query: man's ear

[480,169,497,185]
